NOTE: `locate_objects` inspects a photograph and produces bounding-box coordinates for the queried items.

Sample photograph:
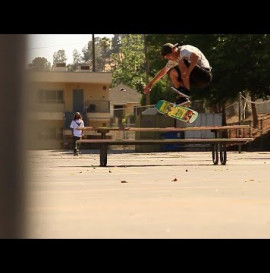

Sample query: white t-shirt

[70,119,84,137]
[165,45,211,70]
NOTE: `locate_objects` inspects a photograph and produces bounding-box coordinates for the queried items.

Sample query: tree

[145,34,270,127]
[81,36,112,71]
[109,34,124,54]
[82,40,92,64]
[111,34,146,91]
[240,34,270,128]
[66,49,83,72]
[28,57,51,71]
[208,34,270,127]
[53,49,67,64]
[73,49,82,64]
[98,37,111,71]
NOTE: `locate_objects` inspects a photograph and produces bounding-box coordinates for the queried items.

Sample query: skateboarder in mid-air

[143,43,213,106]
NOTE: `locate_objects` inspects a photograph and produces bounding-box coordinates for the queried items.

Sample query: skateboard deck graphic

[156,100,198,123]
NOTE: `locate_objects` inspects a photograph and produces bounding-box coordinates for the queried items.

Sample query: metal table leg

[212,143,219,165]
[100,144,107,167]
[220,144,227,165]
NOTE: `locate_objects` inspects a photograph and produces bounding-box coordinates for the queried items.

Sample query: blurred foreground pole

[0,35,27,238]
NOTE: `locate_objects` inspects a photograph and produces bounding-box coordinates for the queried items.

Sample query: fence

[225,93,270,122]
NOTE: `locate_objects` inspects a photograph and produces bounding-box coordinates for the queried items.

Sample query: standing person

[70,112,84,156]
[143,43,212,106]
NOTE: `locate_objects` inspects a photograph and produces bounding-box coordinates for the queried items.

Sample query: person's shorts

[170,59,212,88]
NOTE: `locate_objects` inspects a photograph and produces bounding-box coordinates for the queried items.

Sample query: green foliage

[111,34,146,92]
[108,34,125,55]
[209,34,270,105]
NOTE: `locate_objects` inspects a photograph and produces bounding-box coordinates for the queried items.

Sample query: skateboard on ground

[156,100,198,123]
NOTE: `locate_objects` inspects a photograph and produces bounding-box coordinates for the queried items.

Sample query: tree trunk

[143,35,150,107]
[92,34,95,72]
[221,102,227,126]
[221,102,228,137]
[250,93,259,128]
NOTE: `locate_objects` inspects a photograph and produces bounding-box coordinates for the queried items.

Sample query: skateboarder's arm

[178,53,199,90]
[178,59,190,90]
[143,67,170,94]
[186,52,199,75]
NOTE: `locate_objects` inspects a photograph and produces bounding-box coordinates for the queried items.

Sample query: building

[27,63,112,149]
[109,83,142,126]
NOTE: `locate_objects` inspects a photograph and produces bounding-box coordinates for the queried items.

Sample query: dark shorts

[170,59,213,88]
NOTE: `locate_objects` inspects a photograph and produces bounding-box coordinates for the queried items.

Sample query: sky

[26,34,114,65]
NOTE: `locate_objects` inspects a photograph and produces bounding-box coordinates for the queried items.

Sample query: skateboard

[156,100,198,123]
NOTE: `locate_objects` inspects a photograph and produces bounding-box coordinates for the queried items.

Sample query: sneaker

[175,97,191,107]
[171,86,190,98]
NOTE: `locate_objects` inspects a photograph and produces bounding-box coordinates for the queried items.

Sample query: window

[87,104,96,112]
[81,65,90,70]
[38,90,64,103]
[56,63,66,67]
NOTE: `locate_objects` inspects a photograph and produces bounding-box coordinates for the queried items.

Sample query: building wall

[64,83,110,112]
[27,70,112,149]
[110,102,141,126]
[125,102,140,115]
[27,71,112,84]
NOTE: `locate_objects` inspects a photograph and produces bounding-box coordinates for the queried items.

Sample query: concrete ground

[25,149,270,239]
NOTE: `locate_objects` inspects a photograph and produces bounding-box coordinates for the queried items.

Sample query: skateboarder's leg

[168,67,191,105]
[189,65,212,88]
[175,96,191,107]
[169,61,212,90]
[169,68,183,89]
